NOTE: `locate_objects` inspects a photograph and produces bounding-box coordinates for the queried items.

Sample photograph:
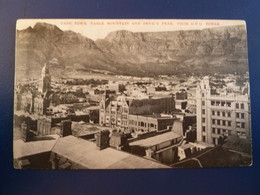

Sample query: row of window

[104,111,128,119]
[210,119,246,128]
[211,101,232,107]
[210,110,231,117]
[212,119,232,127]
[209,102,245,109]
[202,126,232,135]
[128,120,157,129]
[212,128,232,135]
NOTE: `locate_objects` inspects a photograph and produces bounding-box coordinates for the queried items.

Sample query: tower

[39,63,51,94]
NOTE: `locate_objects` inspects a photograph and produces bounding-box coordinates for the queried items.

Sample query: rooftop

[129,132,182,148]
[14,134,169,169]
[13,134,60,159]
[52,136,169,169]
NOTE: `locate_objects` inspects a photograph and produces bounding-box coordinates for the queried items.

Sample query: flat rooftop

[72,122,113,137]
[14,134,169,169]
[13,134,60,159]
[129,132,182,148]
[52,136,169,169]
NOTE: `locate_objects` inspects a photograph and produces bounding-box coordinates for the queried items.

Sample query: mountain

[16,22,248,78]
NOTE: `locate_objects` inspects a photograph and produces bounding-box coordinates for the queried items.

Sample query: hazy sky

[17,19,245,40]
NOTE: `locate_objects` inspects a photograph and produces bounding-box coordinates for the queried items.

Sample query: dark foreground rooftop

[14,135,169,169]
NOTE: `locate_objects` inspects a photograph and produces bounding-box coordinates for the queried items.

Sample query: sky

[16,19,245,40]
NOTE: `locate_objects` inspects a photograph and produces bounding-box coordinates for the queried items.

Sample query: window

[202,118,205,123]
[216,101,220,106]
[228,121,231,126]
[222,112,225,117]
[236,113,240,118]
[217,129,221,134]
[212,119,215,124]
[236,122,240,128]
[241,122,245,128]
[212,111,215,115]
[213,138,216,145]
[221,102,225,106]
[202,136,206,142]
[217,120,220,125]
[228,130,232,136]
[211,101,215,106]
[241,113,245,119]
[222,120,226,126]
[217,111,220,116]
[236,103,239,109]
[228,112,231,117]
[202,109,205,115]
[202,101,205,106]
[202,126,206,132]
[241,103,244,109]
[227,102,231,107]
[212,128,216,134]
[202,93,205,97]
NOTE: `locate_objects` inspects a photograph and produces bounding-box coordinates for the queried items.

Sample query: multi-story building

[128,114,175,134]
[15,63,51,116]
[196,76,251,145]
[99,94,175,131]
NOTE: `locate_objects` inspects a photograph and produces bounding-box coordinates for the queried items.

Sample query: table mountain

[16,22,248,78]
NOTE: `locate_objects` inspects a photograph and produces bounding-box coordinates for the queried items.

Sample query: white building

[196,76,251,145]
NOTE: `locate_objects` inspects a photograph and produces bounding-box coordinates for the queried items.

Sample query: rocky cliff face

[16,22,248,78]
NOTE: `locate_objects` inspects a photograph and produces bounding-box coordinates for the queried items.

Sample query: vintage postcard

[14,19,252,169]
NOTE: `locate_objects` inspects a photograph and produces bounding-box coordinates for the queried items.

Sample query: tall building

[196,76,251,145]
[38,63,51,94]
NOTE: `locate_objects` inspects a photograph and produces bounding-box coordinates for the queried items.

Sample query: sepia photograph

[13,19,252,169]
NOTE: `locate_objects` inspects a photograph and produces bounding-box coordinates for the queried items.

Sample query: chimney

[60,120,72,137]
[145,148,154,158]
[21,121,30,142]
[95,130,110,150]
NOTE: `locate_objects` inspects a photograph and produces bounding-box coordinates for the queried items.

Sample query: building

[15,63,51,116]
[187,88,197,113]
[99,94,175,131]
[37,117,52,135]
[38,63,51,94]
[129,131,183,165]
[14,135,169,169]
[171,113,196,136]
[196,76,251,145]
[99,95,130,129]
[128,114,175,135]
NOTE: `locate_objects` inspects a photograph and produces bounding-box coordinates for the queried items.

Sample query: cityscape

[13,20,252,169]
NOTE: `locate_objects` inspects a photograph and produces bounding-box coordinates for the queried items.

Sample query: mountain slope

[16,22,248,78]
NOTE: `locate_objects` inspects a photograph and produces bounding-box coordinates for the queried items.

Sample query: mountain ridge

[16,22,248,78]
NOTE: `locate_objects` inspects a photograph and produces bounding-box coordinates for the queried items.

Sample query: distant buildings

[196,76,251,145]
[13,61,252,169]
[15,63,51,115]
